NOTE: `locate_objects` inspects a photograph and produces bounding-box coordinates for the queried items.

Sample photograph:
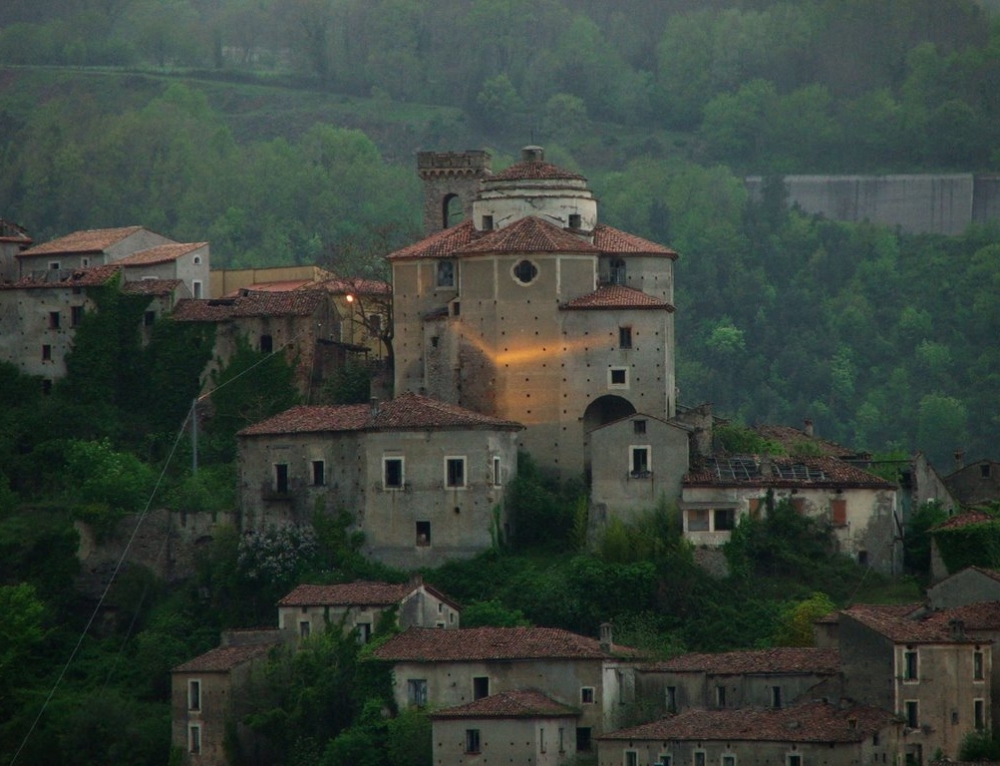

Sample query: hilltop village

[2,148,998,766]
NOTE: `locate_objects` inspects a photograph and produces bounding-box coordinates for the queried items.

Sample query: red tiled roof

[172,642,279,673]
[599,701,898,743]
[373,626,635,662]
[641,648,840,675]
[386,220,477,261]
[432,689,579,720]
[320,277,391,296]
[932,510,997,531]
[122,278,182,296]
[0,219,31,243]
[562,284,674,311]
[593,225,678,259]
[752,425,865,460]
[0,263,121,290]
[222,280,314,297]
[918,601,1000,632]
[239,391,523,437]
[457,216,599,256]
[841,603,977,643]
[490,160,586,182]
[117,242,206,266]
[683,455,895,489]
[278,581,412,607]
[19,226,146,256]
[171,289,326,321]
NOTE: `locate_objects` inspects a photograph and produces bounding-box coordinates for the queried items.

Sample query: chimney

[803,419,814,437]
[955,450,965,471]
[370,397,379,417]
[600,622,613,653]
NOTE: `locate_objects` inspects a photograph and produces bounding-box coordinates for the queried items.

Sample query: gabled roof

[0,263,121,290]
[932,510,997,532]
[116,242,206,266]
[372,626,635,662]
[456,216,599,256]
[172,641,279,673]
[752,424,866,460]
[641,647,840,676]
[277,580,459,610]
[684,455,894,489]
[916,601,1000,632]
[561,284,674,311]
[122,278,183,297]
[171,289,326,321]
[593,224,678,259]
[386,220,477,261]
[599,701,899,743]
[19,226,146,256]
[841,603,982,643]
[320,277,391,296]
[239,391,523,437]
[431,689,579,720]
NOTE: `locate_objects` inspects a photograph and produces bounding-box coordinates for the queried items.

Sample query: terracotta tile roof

[600,701,898,743]
[19,226,146,256]
[932,510,997,531]
[239,391,523,437]
[171,289,326,321]
[490,159,586,182]
[172,642,279,673]
[457,216,599,256]
[320,277,391,296]
[641,648,840,675]
[278,581,412,607]
[117,242,206,266]
[841,603,980,643]
[918,601,1000,632]
[386,220,477,261]
[222,280,314,297]
[0,219,31,244]
[372,626,636,662]
[593,225,678,259]
[683,455,895,489]
[122,278,182,296]
[0,263,121,290]
[752,425,865,460]
[431,689,579,720]
[562,284,674,311]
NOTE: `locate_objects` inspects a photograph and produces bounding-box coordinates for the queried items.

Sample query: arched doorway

[582,395,636,480]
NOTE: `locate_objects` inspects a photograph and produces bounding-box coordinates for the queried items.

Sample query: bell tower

[417,150,492,235]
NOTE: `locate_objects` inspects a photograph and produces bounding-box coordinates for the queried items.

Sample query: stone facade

[417,150,493,234]
[944,459,1000,508]
[236,393,522,570]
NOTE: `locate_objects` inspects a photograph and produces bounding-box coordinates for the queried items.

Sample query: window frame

[581,686,596,704]
[695,750,707,766]
[786,754,802,766]
[904,699,919,729]
[436,259,455,288]
[188,679,202,711]
[625,751,638,766]
[311,460,325,487]
[630,445,651,478]
[71,305,84,327]
[608,366,629,389]
[41,344,52,362]
[722,754,737,766]
[48,311,61,330]
[189,723,202,755]
[619,326,633,349]
[473,676,489,700]
[665,685,677,714]
[974,649,985,681]
[274,463,289,494]
[974,698,985,730]
[416,521,431,546]
[407,678,428,707]
[492,456,502,487]
[465,728,481,754]
[384,456,405,490]
[192,280,202,299]
[902,649,919,683]
[512,258,539,285]
[444,456,467,489]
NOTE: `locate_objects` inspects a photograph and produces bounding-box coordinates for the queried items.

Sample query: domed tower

[417,150,492,235]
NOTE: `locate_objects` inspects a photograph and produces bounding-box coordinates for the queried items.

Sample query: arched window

[442,193,463,229]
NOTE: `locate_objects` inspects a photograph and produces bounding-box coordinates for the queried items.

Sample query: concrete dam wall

[745,174,1000,235]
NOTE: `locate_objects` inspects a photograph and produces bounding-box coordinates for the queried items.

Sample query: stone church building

[389,147,686,497]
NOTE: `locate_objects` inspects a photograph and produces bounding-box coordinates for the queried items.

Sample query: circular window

[512,259,538,285]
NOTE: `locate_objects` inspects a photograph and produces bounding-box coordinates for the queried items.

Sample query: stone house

[634,647,841,720]
[431,689,580,766]
[0,219,32,279]
[945,458,1000,509]
[236,392,522,569]
[276,578,461,644]
[597,701,903,766]
[210,264,335,299]
[170,288,336,400]
[170,630,284,766]
[371,624,641,753]
[837,603,993,762]
[680,455,900,573]
[390,147,678,487]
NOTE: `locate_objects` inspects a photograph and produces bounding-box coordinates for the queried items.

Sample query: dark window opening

[581,687,595,704]
[858,550,869,566]
[482,214,494,231]
[385,458,403,488]
[312,460,325,486]
[904,650,918,681]
[416,521,431,546]
[260,334,273,354]
[982,464,992,478]
[619,326,633,349]
[666,686,677,714]
[465,729,481,754]
[513,259,538,284]
[610,368,627,385]
[905,700,919,729]
[715,508,736,531]
[275,463,289,494]
[48,311,60,329]
[41,345,51,361]
[71,306,84,327]
[446,458,465,487]
[772,686,782,708]
[189,680,201,711]
[473,676,489,700]
[576,728,592,752]
[41,379,52,395]
[451,301,460,316]
[436,260,455,288]
[407,678,427,706]
[631,447,650,478]
[569,213,582,228]
[634,419,646,435]
[610,258,626,284]
[144,310,156,326]
[716,685,726,708]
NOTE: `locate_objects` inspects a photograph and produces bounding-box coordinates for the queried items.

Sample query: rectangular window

[445,457,466,488]
[384,457,404,489]
[609,367,628,387]
[631,446,650,478]
[576,728,592,752]
[71,306,84,327]
[559,728,566,753]
[974,650,984,681]
[48,311,60,329]
[367,314,382,338]
[482,215,494,231]
[722,755,737,766]
[626,752,638,766]
[416,521,431,546]
[666,686,677,713]
[189,724,201,755]
[634,419,646,435]
[260,334,273,353]
[299,620,310,639]
[714,508,736,531]
[492,456,502,487]
[192,280,203,298]
[695,751,706,766]
[619,326,632,349]
[540,727,546,754]
[786,755,801,766]
[905,700,919,729]
[473,676,489,700]
[357,622,372,644]
[687,509,710,532]
[771,686,782,709]
[274,464,289,494]
[188,679,201,711]
[465,729,481,754]
[659,755,673,766]
[569,213,582,229]
[42,345,51,361]
[436,260,455,288]
[831,498,847,526]
[49,261,60,270]
[312,460,325,486]
[581,687,595,704]
[716,685,726,708]
[903,650,918,682]
[975,699,985,730]
[407,678,428,706]
[144,310,155,327]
